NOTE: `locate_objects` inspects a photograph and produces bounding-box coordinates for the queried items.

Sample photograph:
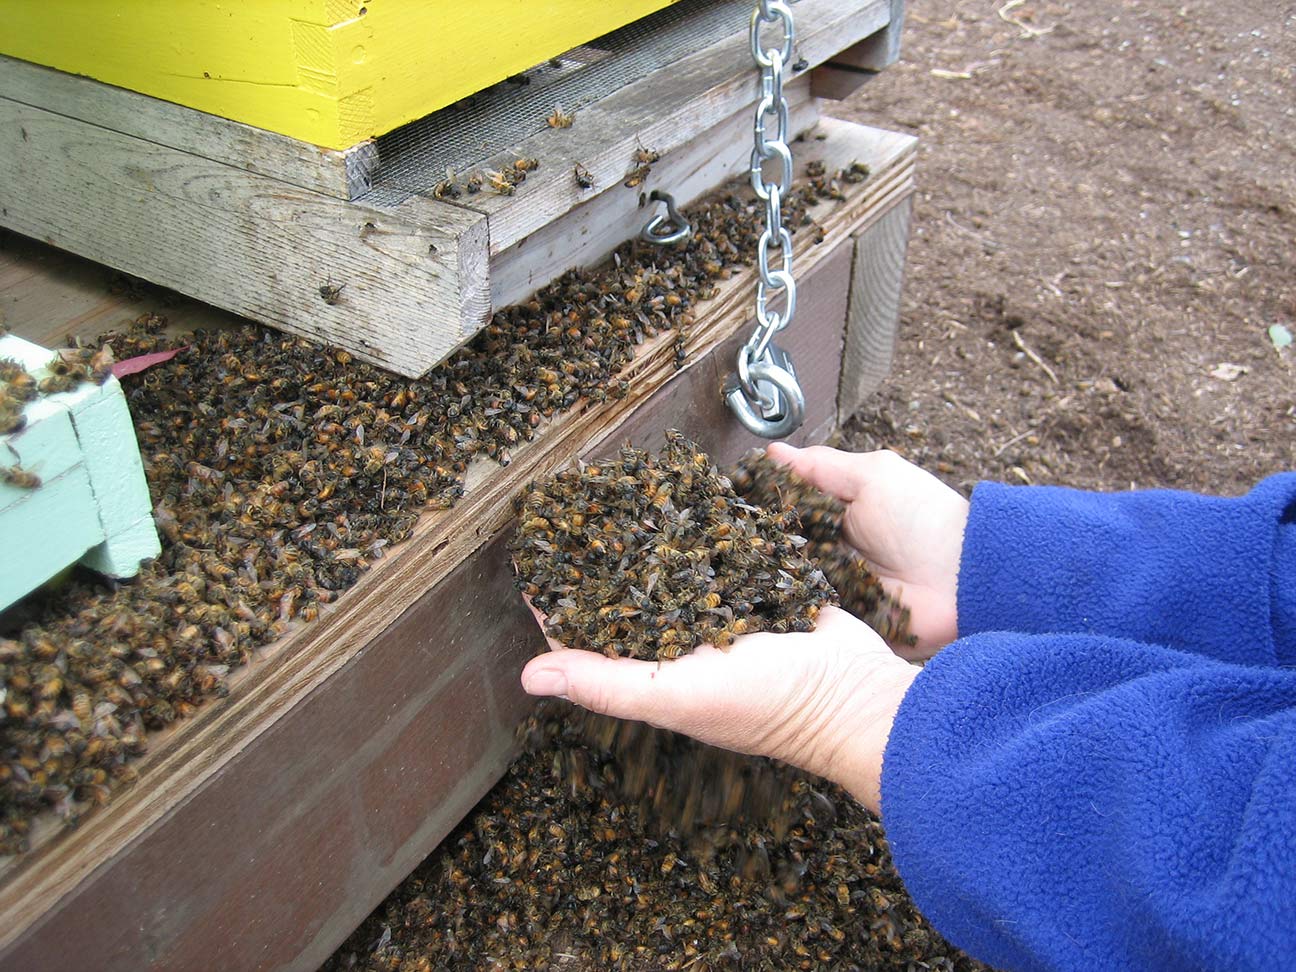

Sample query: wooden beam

[442,0,892,256]
[490,77,819,309]
[0,55,372,201]
[811,0,907,100]
[839,194,913,416]
[0,98,489,377]
[0,118,915,972]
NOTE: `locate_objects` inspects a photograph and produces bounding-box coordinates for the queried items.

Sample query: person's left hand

[520,603,918,815]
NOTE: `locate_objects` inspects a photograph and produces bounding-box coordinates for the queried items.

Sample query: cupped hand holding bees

[517,439,971,816]
[764,443,970,659]
[522,598,917,815]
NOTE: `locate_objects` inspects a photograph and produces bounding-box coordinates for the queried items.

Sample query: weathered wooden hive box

[0,1,915,969]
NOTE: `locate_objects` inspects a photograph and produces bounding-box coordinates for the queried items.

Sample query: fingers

[766,442,878,504]
[521,648,704,726]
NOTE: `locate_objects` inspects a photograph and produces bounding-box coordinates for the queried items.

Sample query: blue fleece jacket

[881,474,1296,972]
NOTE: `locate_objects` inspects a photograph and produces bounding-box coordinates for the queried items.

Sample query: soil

[833,0,1294,490]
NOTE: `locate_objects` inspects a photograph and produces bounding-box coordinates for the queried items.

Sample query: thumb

[766,442,870,504]
[521,648,695,727]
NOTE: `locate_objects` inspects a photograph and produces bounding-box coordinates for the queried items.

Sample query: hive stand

[0,117,916,971]
[0,0,905,377]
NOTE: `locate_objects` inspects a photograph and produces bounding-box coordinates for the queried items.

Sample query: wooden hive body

[1,0,904,376]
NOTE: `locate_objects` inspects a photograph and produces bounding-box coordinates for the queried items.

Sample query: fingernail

[523,666,569,697]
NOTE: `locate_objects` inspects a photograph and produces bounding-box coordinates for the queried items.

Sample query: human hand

[766,444,969,659]
[521,603,917,815]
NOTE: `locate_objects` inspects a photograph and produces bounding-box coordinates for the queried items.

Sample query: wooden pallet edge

[436,0,895,253]
[0,55,367,202]
[0,98,487,377]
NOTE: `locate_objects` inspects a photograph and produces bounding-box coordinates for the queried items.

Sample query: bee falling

[325,699,993,972]
[510,432,835,660]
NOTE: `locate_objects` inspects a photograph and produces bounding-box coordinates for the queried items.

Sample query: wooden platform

[0,117,915,972]
[0,0,905,378]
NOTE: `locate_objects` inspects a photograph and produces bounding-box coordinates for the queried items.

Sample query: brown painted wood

[0,237,858,972]
[0,120,915,972]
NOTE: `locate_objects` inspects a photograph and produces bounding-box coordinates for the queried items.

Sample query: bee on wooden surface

[432,179,461,200]
[485,170,516,195]
[318,280,346,305]
[573,162,595,190]
[546,105,574,128]
[845,159,871,182]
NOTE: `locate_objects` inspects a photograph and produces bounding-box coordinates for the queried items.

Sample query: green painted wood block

[0,335,160,609]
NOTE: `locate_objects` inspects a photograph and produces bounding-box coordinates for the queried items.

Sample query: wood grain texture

[838,195,913,416]
[442,0,892,255]
[490,78,818,309]
[0,118,915,972]
[811,0,907,99]
[0,232,244,350]
[0,55,359,200]
[0,98,489,377]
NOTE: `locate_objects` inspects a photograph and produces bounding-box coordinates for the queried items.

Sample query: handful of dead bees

[512,432,835,660]
[511,432,914,660]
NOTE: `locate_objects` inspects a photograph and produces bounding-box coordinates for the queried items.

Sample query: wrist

[818,654,918,815]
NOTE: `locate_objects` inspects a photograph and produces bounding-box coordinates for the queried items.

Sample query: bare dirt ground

[835,0,1294,492]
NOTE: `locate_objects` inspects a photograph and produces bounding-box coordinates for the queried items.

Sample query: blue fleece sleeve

[882,633,1296,972]
[957,473,1296,666]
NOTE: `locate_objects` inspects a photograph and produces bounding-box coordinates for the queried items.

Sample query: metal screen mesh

[363,0,751,205]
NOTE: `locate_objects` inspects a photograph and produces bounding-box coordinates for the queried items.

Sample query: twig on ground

[994,428,1037,457]
[997,0,1056,39]
[1011,329,1059,383]
[944,211,1002,250]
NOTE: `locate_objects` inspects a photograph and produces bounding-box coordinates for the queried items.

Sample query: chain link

[726,0,805,439]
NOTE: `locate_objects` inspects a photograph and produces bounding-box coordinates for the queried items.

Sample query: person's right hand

[766,444,969,659]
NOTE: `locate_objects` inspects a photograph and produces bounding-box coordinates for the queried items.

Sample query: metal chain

[725,0,805,438]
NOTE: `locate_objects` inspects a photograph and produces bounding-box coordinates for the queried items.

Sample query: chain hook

[728,0,805,439]
[724,344,805,439]
[640,190,692,245]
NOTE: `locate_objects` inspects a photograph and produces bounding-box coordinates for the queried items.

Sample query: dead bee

[633,143,661,167]
[573,162,595,190]
[546,105,574,129]
[513,157,540,173]
[432,179,462,200]
[88,345,115,383]
[624,142,660,188]
[464,173,483,194]
[1,463,40,489]
[38,372,84,395]
[844,160,871,183]
[485,170,516,196]
[318,280,346,305]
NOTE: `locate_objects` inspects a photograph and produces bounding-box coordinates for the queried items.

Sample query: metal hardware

[640,190,692,245]
[724,343,805,438]
[727,0,805,439]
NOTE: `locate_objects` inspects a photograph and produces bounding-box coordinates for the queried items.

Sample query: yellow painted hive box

[0,0,681,149]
